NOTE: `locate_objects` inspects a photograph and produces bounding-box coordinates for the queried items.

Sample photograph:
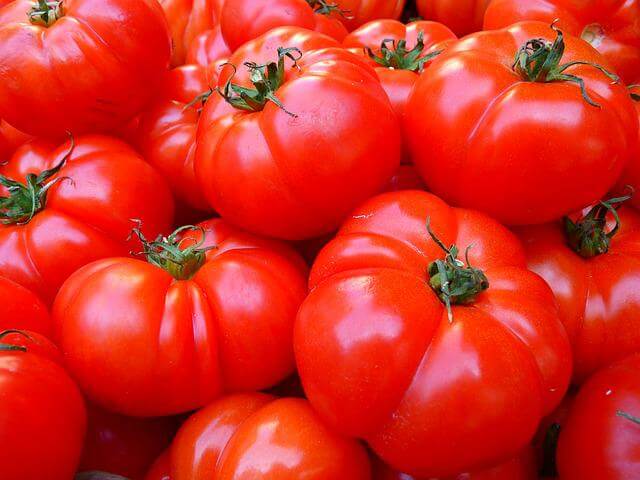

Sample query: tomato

[196,29,401,240]
[221,0,348,52]
[385,165,427,192]
[294,190,572,478]
[405,21,638,226]
[79,405,179,480]
[557,353,640,479]
[0,135,174,306]
[0,330,87,480]
[53,218,308,417]
[0,120,31,162]
[484,0,640,84]
[169,394,371,479]
[338,0,406,29]
[186,27,231,69]
[343,19,456,163]
[146,450,171,480]
[416,0,491,36]
[516,195,640,383]
[619,85,640,210]
[0,0,171,138]
[0,275,50,337]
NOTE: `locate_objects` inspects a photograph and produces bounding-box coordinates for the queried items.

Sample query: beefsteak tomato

[416,0,491,36]
[146,451,171,480]
[338,0,406,29]
[0,275,50,337]
[295,190,572,478]
[0,120,30,162]
[618,85,640,210]
[186,27,231,69]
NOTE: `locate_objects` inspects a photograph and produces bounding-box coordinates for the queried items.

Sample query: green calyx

[564,190,633,258]
[426,219,489,323]
[0,138,74,225]
[367,31,442,73]
[217,47,302,117]
[28,0,65,26]
[305,0,350,18]
[617,410,640,425]
[129,222,216,281]
[513,21,619,108]
[0,330,30,353]
[629,84,640,101]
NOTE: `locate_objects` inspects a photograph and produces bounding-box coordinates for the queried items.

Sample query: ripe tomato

[338,0,406,29]
[53,219,308,417]
[557,353,640,479]
[484,0,640,84]
[196,29,401,240]
[170,394,371,479]
[0,0,171,138]
[0,120,30,162]
[619,86,640,210]
[0,330,86,480]
[416,0,490,36]
[79,405,179,480]
[0,275,50,337]
[221,0,348,52]
[385,165,427,192]
[405,21,638,226]
[146,450,171,480]
[295,190,572,478]
[516,196,640,383]
[186,27,230,68]
[0,135,174,306]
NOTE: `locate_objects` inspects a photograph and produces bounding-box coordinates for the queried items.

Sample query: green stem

[617,410,640,425]
[366,31,442,73]
[0,330,30,353]
[305,0,351,18]
[28,0,65,26]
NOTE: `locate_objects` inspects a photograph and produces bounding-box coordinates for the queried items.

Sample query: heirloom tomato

[416,0,491,36]
[0,120,30,162]
[186,27,230,69]
[405,22,637,226]
[338,0,406,29]
[0,135,174,306]
[484,0,640,84]
[53,219,308,417]
[196,28,401,240]
[0,0,171,138]
[0,275,50,337]
[170,394,371,479]
[295,190,572,478]
[146,451,171,480]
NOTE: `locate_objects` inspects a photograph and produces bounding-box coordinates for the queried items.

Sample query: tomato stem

[0,330,30,353]
[617,410,640,425]
[513,21,619,108]
[366,31,442,73]
[305,0,351,19]
[426,219,489,323]
[28,0,65,27]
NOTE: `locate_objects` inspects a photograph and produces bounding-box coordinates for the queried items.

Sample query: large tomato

[294,190,572,478]
[146,451,171,480]
[169,394,371,479]
[0,0,171,138]
[186,27,230,68]
[0,120,30,162]
[0,135,174,306]
[619,85,640,210]
[53,219,308,416]
[0,330,87,480]
[516,195,640,383]
[484,0,640,84]
[405,21,638,226]
[0,275,50,337]
[196,28,401,240]
[416,0,491,36]
[221,0,348,52]
[159,0,225,66]
[557,353,640,479]
[338,0,406,29]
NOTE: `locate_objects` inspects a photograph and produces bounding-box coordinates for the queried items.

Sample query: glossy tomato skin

[619,87,640,210]
[53,219,308,417]
[416,0,491,36]
[338,0,406,29]
[516,207,640,383]
[0,331,87,480]
[557,353,640,479]
[0,275,50,337]
[295,190,572,478]
[0,0,171,138]
[196,30,401,240]
[0,135,174,306]
[405,21,638,226]
[146,450,171,480]
[484,0,640,84]
[0,120,30,161]
[186,26,231,68]
[385,165,427,192]
[170,394,372,479]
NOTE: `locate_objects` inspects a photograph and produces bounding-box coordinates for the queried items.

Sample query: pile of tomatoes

[1,0,640,479]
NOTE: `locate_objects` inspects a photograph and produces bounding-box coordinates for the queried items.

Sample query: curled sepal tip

[305,0,352,19]
[629,84,640,102]
[367,31,442,73]
[617,410,640,426]
[0,330,31,353]
[426,218,489,323]
[28,0,65,27]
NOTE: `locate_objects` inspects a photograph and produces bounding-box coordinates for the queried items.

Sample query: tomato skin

[337,0,406,29]
[0,0,171,138]
[170,394,372,479]
[146,450,171,480]
[416,0,491,36]
[385,165,427,192]
[294,190,571,478]
[0,135,175,306]
[0,275,51,337]
[186,26,231,69]
[619,87,640,210]
[196,31,401,240]
[0,120,31,161]
[484,0,640,84]
[405,21,638,226]
[0,331,87,480]
[52,219,308,417]
[557,353,640,479]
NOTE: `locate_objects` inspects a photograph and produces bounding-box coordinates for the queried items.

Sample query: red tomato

[557,353,640,479]
[416,0,491,36]
[170,394,371,479]
[0,275,50,337]
[0,330,86,480]
[0,120,31,161]
[405,21,638,226]
[484,0,640,84]
[294,190,572,478]
[159,0,224,66]
[385,165,427,192]
[146,450,171,480]
[338,0,406,29]
[221,0,348,52]
[619,85,640,210]
[0,135,174,306]
[79,405,179,480]
[516,197,640,383]
[186,26,231,68]
[196,29,401,240]
[0,0,171,138]
[53,219,308,417]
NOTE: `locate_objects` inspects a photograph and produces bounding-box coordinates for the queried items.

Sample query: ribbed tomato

[0,120,30,162]
[415,0,490,36]
[186,26,230,69]
[0,275,50,337]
